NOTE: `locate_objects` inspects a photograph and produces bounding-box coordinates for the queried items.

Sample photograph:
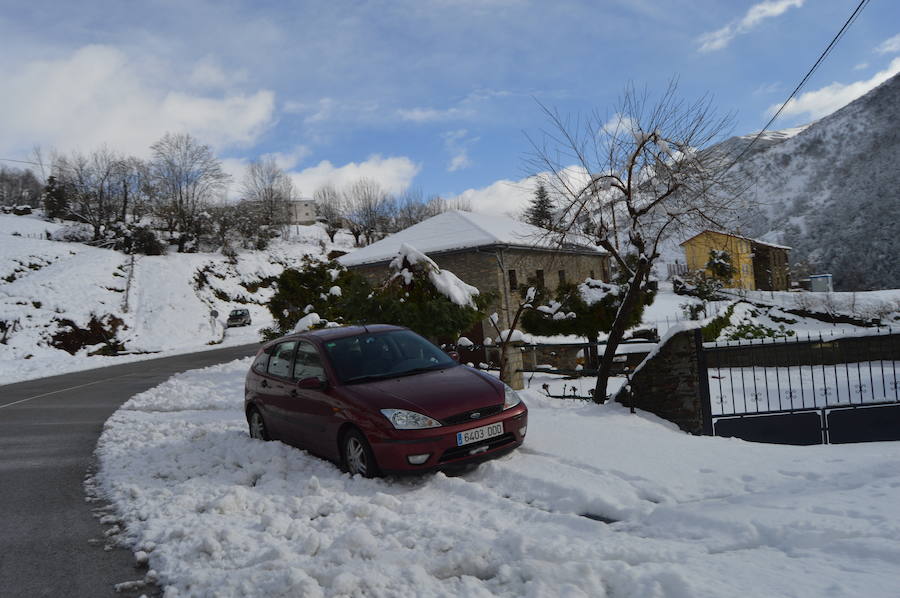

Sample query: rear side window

[293,342,326,381]
[267,341,296,378]
[251,347,271,373]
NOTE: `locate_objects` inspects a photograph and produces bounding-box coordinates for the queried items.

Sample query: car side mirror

[447,350,460,362]
[297,376,327,390]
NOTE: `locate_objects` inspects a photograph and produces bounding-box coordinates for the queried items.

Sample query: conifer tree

[525,182,554,229]
[42,175,69,219]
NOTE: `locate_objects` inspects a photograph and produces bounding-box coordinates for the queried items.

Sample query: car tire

[248,408,270,441]
[341,429,378,478]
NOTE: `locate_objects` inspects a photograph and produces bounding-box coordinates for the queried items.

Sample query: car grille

[439,433,516,463]
[441,404,503,426]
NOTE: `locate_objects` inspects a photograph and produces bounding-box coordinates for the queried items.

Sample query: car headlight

[503,383,522,410]
[380,409,442,430]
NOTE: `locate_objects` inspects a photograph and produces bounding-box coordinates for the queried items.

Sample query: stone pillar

[501,343,525,390]
[617,327,707,434]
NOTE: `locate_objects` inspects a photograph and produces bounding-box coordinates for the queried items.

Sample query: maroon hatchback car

[244,324,528,476]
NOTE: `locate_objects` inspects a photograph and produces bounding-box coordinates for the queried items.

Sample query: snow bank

[96,360,900,598]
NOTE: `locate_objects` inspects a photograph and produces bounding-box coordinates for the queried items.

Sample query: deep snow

[95,360,900,597]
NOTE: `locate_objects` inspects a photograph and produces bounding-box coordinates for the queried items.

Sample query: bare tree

[531,81,748,402]
[313,184,343,242]
[54,147,122,239]
[341,178,389,246]
[241,156,294,231]
[150,132,230,251]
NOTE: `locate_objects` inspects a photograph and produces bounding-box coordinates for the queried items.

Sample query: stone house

[680,230,791,291]
[337,210,609,352]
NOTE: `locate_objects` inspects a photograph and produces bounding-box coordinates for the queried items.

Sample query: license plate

[456,422,504,446]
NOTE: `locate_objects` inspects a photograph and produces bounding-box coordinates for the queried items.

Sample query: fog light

[519,426,527,437]
[407,453,430,465]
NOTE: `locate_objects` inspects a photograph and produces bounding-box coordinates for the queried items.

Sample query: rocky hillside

[724,72,900,290]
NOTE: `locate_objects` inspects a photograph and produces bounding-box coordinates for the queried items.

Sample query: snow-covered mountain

[723,72,900,291]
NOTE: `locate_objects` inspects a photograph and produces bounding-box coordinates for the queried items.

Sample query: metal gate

[698,329,900,445]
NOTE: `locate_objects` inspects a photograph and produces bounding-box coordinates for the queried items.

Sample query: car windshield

[323,329,457,384]
[230,310,245,316]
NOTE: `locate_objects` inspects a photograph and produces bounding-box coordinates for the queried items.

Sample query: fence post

[694,328,714,435]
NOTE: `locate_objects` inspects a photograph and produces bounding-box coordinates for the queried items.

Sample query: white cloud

[282,97,381,126]
[449,175,538,218]
[698,0,804,53]
[264,146,313,170]
[875,33,900,55]
[397,106,473,123]
[771,57,900,120]
[853,62,870,71]
[287,155,420,196]
[0,45,275,157]
[601,113,637,135]
[442,129,478,172]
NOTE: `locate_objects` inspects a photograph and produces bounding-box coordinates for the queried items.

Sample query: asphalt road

[0,343,260,598]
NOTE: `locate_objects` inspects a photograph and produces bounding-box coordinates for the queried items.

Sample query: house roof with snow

[337,210,605,267]
[679,230,791,251]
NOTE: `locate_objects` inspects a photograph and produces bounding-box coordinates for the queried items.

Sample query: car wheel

[248,408,270,441]
[342,429,378,477]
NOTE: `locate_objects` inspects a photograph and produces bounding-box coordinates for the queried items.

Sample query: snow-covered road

[95,360,900,597]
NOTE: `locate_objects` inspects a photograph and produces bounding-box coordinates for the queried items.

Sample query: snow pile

[293,313,322,332]
[96,360,900,598]
[578,278,620,305]
[389,243,479,308]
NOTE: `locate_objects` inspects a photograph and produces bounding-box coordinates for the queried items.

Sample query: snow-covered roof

[338,210,604,267]
[679,230,791,251]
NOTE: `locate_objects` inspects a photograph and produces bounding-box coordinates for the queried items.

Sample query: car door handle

[261,379,269,388]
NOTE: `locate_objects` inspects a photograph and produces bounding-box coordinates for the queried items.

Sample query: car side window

[251,347,271,373]
[267,341,296,378]
[293,341,326,381]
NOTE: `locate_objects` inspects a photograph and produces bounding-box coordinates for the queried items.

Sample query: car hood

[341,365,504,421]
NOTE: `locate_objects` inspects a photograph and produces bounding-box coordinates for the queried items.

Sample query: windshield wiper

[343,373,397,384]
[392,364,451,378]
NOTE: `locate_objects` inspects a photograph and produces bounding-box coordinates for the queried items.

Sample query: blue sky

[1,0,898,214]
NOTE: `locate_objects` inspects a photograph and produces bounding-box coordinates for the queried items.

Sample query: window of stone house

[535,269,545,288]
[558,270,566,285]
[508,269,518,291]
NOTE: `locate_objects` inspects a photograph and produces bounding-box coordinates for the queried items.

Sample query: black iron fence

[700,328,900,444]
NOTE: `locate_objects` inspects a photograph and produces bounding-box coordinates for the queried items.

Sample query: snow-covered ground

[95,360,900,597]
[0,214,351,384]
[725,288,900,325]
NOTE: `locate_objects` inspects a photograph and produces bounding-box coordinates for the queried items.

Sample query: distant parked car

[243,324,528,476]
[227,309,252,327]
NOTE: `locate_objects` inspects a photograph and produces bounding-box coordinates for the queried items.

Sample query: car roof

[269,324,408,346]
[304,324,406,341]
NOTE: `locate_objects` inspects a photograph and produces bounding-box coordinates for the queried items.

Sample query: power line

[0,157,47,168]
[727,0,871,170]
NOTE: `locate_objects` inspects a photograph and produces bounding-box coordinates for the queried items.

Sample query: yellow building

[680,230,791,291]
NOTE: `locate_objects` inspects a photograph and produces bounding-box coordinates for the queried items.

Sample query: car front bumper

[368,404,528,473]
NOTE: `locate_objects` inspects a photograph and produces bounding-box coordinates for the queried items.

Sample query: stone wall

[616,328,711,435]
